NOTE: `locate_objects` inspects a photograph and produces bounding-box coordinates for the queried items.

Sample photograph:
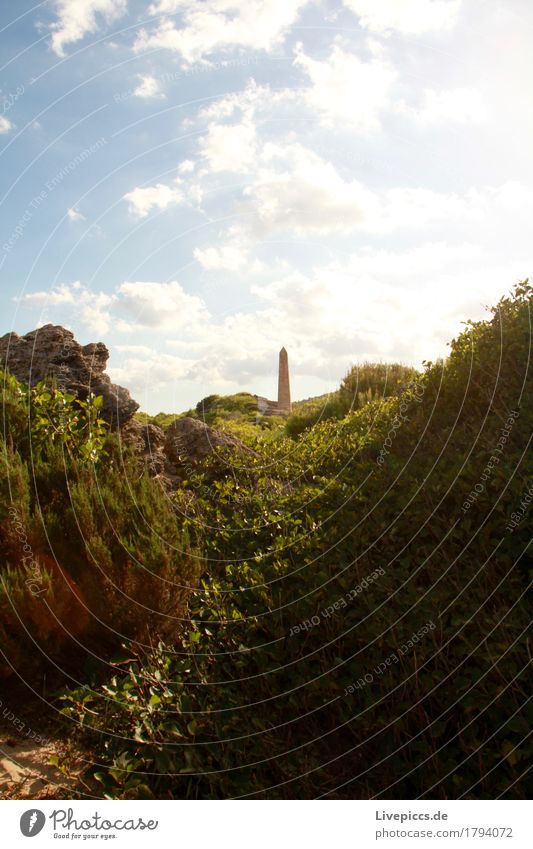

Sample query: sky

[0,0,532,414]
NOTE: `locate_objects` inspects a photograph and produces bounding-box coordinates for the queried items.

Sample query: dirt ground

[0,674,95,800]
[0,713,94,799]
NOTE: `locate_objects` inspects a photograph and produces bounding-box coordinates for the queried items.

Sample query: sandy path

[0,720,87,799]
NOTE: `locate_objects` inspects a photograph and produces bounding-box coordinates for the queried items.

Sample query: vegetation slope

[1,281,531,799]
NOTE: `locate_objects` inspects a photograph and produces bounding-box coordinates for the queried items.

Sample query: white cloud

[135,0,308,64]
[16,249,529,401]
[128,131,533,252]
[108,351,195,391]
[343,0,461,35]
[200,120,257,172]
[67,207,86,222]
[243,143,381,235]
[114,344,154,355]
[17,283,77,306]
[214,144,533,241]
[0,116,14,134]
[81,295,116,334]
[377,181,533,236]
[244,247,528,369]
[17,279,207,336]
[401,87,487,124]
[147,0,189,9]
[342,241,486,280]
[116,281,208,329]
[194,241,249,271]
[115,244,523,385]
[133,73,166,99]
[162,243,528,390]
[199,79,291,122]
[195,45,480,138]
[123,180,183,217]
[294,42,397,130]
[48,0,128,57]
[17,283,114,334]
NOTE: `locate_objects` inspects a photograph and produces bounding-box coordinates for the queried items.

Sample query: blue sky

[0,0,531,413]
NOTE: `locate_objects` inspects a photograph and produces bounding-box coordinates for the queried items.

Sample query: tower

[277,346,291,414]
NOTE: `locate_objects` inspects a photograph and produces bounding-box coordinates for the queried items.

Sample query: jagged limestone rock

[0,324,139,427]
[165,416,250,467]
[120,419,168,476]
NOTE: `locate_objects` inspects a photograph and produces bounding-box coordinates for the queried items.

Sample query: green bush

[62,281,531,799]
[339,361,419,414]
[0,373,200,677]
[285,395,344,437]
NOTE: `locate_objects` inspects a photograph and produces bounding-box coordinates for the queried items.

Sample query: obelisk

[277,347,291,414]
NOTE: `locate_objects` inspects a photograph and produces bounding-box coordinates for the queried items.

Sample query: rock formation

[0,325,253,488]
[0,324,138,427]
[120,419,167,476]
[123,417,250,490]
[165,416,250,467]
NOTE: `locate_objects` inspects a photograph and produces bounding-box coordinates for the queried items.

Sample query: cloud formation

[48,0,127,56]
[343,0,461,35]
[200,119,257,172]
[0,116,14,134]
[123,180,184,217]
[17,279,207,336]
[294,42,397,131]
[67,207,86,222]
[135,0,308,63]
[400,87,487,124]
[133,73,166,99]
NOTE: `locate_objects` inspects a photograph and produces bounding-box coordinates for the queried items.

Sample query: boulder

[120,417,250,492]
[165,416,250,468]
[120,419,167,476]
[0,325,139,427]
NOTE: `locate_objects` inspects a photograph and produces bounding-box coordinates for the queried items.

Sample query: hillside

[0,281,531,800]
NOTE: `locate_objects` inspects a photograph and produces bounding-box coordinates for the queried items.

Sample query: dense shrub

[339,361,419,413]
[285,394,344,437]
[62,282,531,799]
[285,364,418,438]
[0,374,200,677]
